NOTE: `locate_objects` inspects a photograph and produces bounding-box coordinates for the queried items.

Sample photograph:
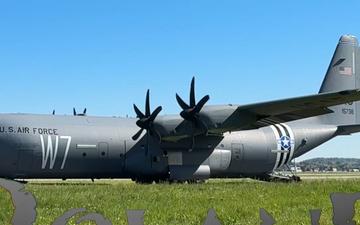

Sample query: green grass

[1,179,360,225]
[0,187,13,224]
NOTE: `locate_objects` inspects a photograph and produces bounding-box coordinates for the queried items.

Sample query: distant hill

[296,158,360,172]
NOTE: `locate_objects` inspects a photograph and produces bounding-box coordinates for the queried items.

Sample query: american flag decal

[339,66,352,76]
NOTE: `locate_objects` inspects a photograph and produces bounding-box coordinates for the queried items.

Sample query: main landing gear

[256,173,301,182]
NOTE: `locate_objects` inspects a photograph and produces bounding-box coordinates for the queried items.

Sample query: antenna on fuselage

[73,108,87,116]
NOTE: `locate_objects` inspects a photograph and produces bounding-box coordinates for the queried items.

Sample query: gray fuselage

[0,113,337,181]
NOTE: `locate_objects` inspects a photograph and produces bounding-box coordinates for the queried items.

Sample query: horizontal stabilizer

[336,124,360,135]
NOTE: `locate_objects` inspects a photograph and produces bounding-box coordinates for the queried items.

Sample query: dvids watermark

[0,178,359,225]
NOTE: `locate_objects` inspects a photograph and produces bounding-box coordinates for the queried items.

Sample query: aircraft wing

[219,89,360,132]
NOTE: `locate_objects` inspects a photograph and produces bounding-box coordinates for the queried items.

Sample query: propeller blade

[149,106,162,121]
[190,77,196,107]
[132,128,144,140]
[176,77,210,135]
[133,104,145,118]
[52,110,55,115]
[176,94,189,110]
[133,89,162,141]
[83,108,87,115]
[73,108,76,116]
[195,116,208,131]
[145,89,150,117]
[194,95,210,113]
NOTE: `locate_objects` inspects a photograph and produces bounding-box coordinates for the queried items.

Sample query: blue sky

[0,1,360,160]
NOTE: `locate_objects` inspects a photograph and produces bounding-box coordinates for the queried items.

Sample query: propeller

[73,108,87,116]
[132,90,162,141]
[176,77,210,131]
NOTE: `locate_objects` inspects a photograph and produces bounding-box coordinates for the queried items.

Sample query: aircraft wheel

[168,179,186,184]
[135,177,154,184]
[291,175,301,182]
[187,179,206,184]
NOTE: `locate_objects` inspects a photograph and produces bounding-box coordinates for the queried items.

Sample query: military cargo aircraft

[1,35,360,183]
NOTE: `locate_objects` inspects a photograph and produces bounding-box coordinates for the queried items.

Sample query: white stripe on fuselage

[76,144,97,149]
[281,123,295,164]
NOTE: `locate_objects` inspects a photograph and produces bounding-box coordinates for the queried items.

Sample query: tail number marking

[40,135,72,170]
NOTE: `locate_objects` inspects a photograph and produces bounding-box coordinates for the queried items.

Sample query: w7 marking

[40,135,72,170]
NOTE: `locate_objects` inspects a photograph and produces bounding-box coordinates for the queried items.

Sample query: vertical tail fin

[319,35,360,125]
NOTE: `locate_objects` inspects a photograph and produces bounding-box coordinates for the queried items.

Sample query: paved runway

[299,172,360,180]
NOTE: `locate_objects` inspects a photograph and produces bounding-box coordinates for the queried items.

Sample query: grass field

[1,176,360,225]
